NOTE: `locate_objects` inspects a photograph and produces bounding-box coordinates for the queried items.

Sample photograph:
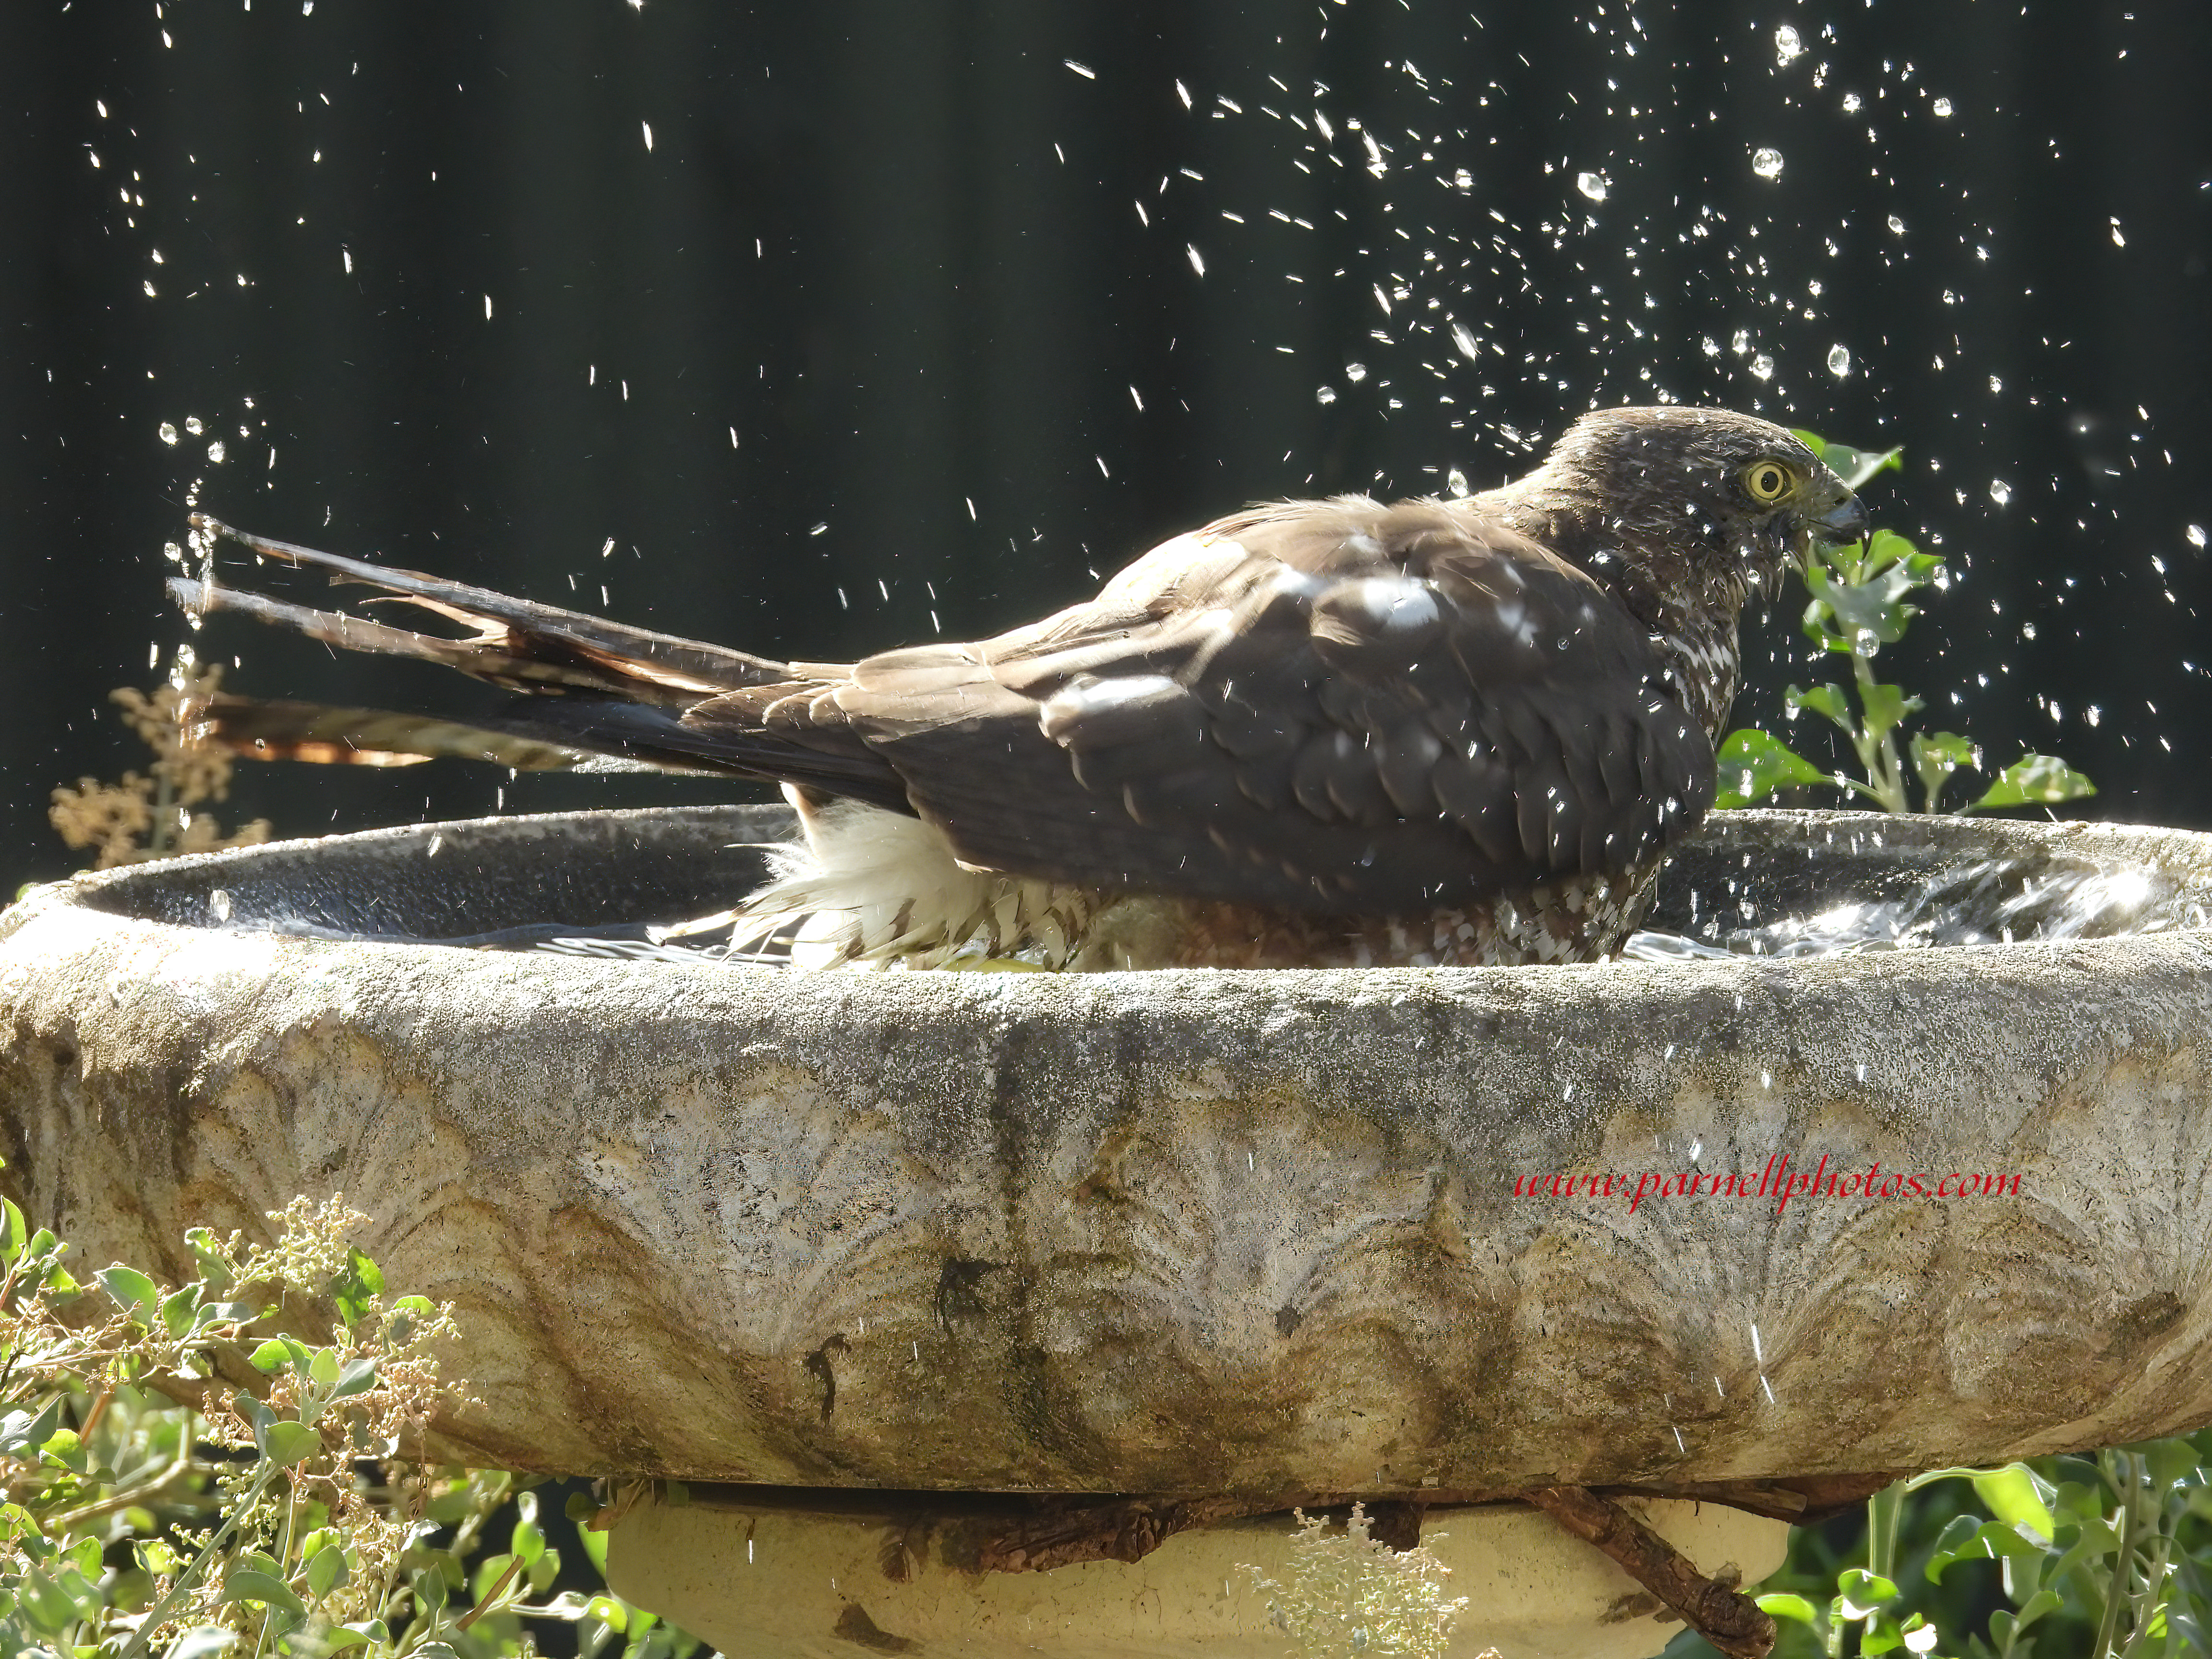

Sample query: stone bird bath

[5,805,2212,1658]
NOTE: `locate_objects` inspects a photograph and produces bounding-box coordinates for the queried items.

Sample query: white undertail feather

[657,788,1093,969]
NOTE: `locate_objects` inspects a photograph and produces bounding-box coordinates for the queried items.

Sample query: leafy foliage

[48,651,269,870]
[1716,433,2094,816]
[0,1189,694,1659]
[1242,1504,1474,1659]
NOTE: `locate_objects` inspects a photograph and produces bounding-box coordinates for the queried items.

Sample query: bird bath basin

[5,804,2212,1657]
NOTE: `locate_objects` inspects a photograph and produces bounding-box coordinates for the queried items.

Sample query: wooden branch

[961,1496,1260,1573]
[1522,1485,1776,1659]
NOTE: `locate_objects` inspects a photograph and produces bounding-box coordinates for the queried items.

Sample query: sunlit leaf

[1755,1592,1820,1624]
[1785,683,1853,730]
[331,1357,379,1399]
[95,1264,162,1325]
[330,1248,384,1331]
[250,1337,309,1373]
[1793,430,1906,492]
[222,1571,307,1619]
[1857,683,1924,744]
[258,1419,321,1466]
[1968,1465,2056,1540]
[305,1541,349,1600]
[1716,728,1829,807]
[1968,754,2096,811]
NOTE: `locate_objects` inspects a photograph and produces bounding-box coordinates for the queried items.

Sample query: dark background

[3,0,2209,888]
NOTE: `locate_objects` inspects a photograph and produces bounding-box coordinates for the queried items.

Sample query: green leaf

[2140,1436,2200,1491]
[1858,683,1925,745]
[65,1534,102,1581]
[258,1419,321,1466]
[21,1568,79,1634]
[0,1397,65,1457]
[1972,1465,2057,1542]
[316,1630,373,1655]
[331,1358,379,1400]
[95,1264,161,1325]
[1968,754,2097,811]
[330,1248,384,1331]
[1785,683,1854,730]
[250,1337,310,1374]
[2012,1587,2064,1631]
[1860,529,1928,579]
[1792,434,1905,493]
[1715,728,1830,808]
[1755,1592,1821,1624]
[527,1548,562,1594]
[1837,1567,1899,1613]
[585,1596,629,1633]
[309,1347,341,1389]
[159,1285,201,1338]
[0,1199,26,1266]
[223,1572,308,1619]
[184,1226,238,1295]
[511,1520,546,1568]
[1811,560,1921,653]
[305,1541,349,1601]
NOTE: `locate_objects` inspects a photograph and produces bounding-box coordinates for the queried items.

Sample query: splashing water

[1628,858,2198,962]
[1751,148,1785,180]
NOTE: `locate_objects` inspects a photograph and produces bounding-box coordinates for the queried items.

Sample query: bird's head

[1512,405,1871,611]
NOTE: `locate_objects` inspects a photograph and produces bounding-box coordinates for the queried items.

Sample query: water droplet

[1774,25,1804,66]
[1730,330,1750,356]
[206,440,226,464]
[1062,59,1095,79]
[1315,385,1338,406]
[1446,468,1469,497]
[1185,244,1205,276]
[1450,322,1481,362]
[185,416,203,435]
[2109,217,2126,248]
[1827,345,1851,377]
[1842,92,1863,113]
[2188,525,2206,549]
[1990,480,2012,506]
[158,422,179,445]
[1700,337,1720,358]
[1751,147,1784,180]
[1575,170,1609,203]
[1750,354,1775,380]
[1988,375,2003,394]
[1345,361,1369,384]
[1932,96,1954,117]
[1887,214,1907,235]
[1451,168,1473,191]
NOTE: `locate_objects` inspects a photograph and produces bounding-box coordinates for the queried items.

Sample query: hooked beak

[1813,493,1871,547]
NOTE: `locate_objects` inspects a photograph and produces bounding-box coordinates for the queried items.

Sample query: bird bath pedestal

[5,805,2212,1658]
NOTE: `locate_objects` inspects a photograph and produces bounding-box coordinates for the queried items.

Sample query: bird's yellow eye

[1742,460,1792,503]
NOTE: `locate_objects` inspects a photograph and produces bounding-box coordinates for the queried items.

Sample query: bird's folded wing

[756,500,1717,914]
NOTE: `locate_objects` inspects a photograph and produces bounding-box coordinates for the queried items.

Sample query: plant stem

[1865,1479,1904,1586]
[119,1456,282,1659]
